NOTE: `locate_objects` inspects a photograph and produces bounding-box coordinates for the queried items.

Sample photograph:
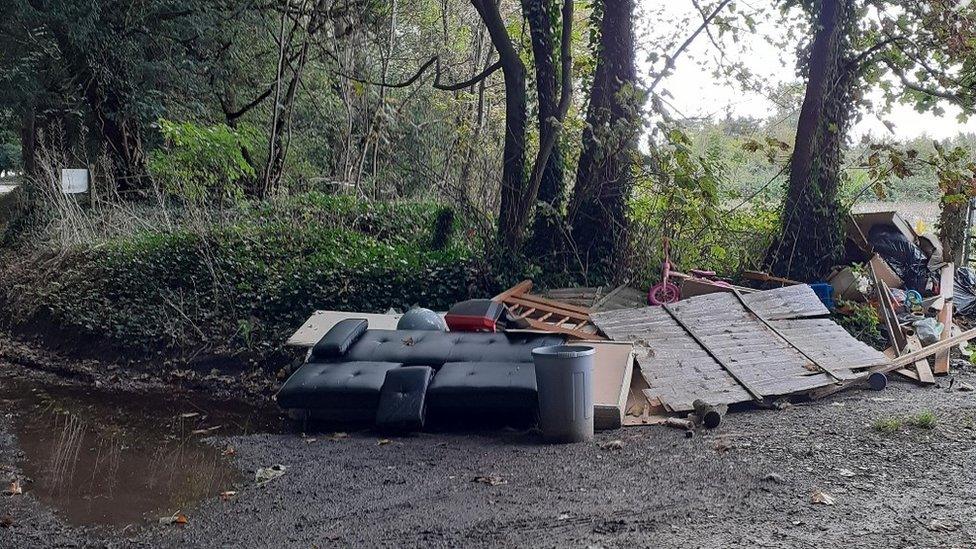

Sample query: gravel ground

[3,347,976,548]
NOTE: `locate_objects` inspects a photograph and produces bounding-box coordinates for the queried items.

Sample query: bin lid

[532,345,595,358]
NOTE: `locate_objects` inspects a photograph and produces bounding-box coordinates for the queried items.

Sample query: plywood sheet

[580,340,635,430]
[287,310,425,346]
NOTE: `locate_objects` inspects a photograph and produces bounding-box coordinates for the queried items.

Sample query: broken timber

[592,285,886,413]
[494,280,604,339]
[812,326,976,399]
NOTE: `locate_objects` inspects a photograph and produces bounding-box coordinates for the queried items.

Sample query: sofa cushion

[276,361,402,410]
[375,366,434,432]
[343,330,564,368]
[311,318,369,359]
[426,361,538,410]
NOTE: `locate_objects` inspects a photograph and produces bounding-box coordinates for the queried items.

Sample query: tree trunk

[767,0,854,281]
[566,0,639,276]
[524,0,567,257]
[19,109,37,177]
[938,185,970,266]
[472,0,528,248]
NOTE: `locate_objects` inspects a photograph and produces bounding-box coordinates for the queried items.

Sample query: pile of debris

[283,213,976,431]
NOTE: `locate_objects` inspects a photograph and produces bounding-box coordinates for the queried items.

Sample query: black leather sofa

[276,319,564,427]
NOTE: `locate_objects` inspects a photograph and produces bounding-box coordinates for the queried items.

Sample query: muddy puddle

[0,378,281,529]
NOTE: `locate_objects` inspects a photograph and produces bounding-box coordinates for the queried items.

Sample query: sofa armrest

[312,318,368,359]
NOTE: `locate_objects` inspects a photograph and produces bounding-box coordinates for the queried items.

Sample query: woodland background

[1,0,974,365]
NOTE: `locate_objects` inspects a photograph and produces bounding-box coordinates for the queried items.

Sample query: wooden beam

[505,291,593,316]
[934,263,954,375]
[493,279,533,301]
[742,270,803,286]
[813,327,976,399]
[906,335,935,384]
[506,295,589,319]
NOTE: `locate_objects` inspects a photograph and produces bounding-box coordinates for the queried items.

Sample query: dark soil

[3,335,976,548]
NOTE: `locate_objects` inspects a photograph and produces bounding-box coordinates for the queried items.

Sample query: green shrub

[9,197,485,358]
[629,128,778,283]
[147,119,259,202]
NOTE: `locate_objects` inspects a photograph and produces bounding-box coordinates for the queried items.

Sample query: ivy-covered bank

[0,194,490,363]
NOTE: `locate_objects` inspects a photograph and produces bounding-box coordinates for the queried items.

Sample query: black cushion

[276,361,401,411]
[375,366,434,432]
[342,330,564,368]
[311,318,368,359]
[427,361,538,410]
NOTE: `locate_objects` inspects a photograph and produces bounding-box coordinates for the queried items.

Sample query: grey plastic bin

[532,345,595,443]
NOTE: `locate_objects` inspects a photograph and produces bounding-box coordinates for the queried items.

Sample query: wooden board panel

[593,286,875,412]
[580,340,635,430]
[934,263,954,375]
[287,310,425,346]
[739,284,830,320]
[593,305,753,412]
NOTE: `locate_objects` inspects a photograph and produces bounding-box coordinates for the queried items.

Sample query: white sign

[60,169,89,194]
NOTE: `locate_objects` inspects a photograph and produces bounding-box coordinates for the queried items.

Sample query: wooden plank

[905,335,935,384]
[661,303,765,402]
[507,295,589,319]
[524,318,599,340]
[934,263,954,375]
[493,279,533,301]
[505,291,593,316]
[878,279,907,352]
[815,327,976,399]
[869,263,905,359]
[742,270,802,286]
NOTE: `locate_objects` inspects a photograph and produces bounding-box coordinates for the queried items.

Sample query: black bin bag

[867,224,929,292]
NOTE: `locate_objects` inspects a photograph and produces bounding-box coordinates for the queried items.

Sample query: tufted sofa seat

[277,319,564,426]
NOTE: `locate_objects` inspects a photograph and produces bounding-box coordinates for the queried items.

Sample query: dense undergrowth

[0,193,491,362]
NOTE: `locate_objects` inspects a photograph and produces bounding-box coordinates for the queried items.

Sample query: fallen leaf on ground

[811,489,835,505]
[220,491,237,501]
[762,473,784,483]
[402,337,415,346]
[925,518,959,532]
[599,440,624,451]
[4,481,22,496]
[557,513,570,520]
[159,513,188,525]
[326,432,349,441]
[222,446,236,456]
[472,475,507,486]
[255,464,287,485]
[713,438,733,453]
[837,468,856,478]
[377,439,392,446]
[0,515,12,528]
[304,437,318,444]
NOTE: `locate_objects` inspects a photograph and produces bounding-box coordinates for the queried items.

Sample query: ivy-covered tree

[566,0,642,276]
[769,0,976,280]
